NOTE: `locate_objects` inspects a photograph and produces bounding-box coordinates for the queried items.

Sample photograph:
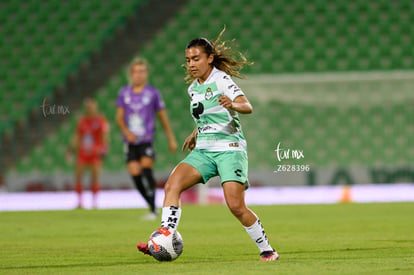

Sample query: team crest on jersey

[142,95,150,105]
[205,88,213,100]
[124,96,131,104]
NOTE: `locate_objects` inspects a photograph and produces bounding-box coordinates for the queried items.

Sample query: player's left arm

[217,76,253,114]
[66,120,81,160]
[157,109,178,152]
[218,95,253,114]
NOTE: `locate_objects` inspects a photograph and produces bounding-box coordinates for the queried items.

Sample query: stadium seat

[0,0,146,137]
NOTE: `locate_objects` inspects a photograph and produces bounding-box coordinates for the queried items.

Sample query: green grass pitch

[1,203,413,274]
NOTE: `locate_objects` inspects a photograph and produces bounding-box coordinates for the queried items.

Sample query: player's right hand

[125,131,138,143]
[181,134,196,152]
[65,148,74,163]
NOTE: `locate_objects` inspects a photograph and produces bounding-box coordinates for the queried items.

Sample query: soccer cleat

[137,242,151,256]
[260,250,279,261]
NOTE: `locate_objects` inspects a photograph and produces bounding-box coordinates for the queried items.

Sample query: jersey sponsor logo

[229,142,239,147]
[227,84,241,94]
[192,102,204,119]
[197,125,216,133]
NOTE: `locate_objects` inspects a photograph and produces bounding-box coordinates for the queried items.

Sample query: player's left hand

[218,95,233,109]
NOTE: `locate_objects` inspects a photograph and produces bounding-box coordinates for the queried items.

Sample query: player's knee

[164,180,177,194]
[128,162,141,176]
[164,179,184,196]
[227,200,245,218]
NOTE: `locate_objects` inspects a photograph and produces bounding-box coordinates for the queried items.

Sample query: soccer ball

[148,227,183,261]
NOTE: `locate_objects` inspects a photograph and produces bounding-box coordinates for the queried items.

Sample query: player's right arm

[70,134,80,152]
[115,107,138,143]
[181,127,198,152]
[71,119,82,151]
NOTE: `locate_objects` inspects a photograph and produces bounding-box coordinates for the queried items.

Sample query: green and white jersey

[188,67,247,152]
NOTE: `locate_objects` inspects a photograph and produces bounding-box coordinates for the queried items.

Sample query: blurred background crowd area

[0,0,413,191]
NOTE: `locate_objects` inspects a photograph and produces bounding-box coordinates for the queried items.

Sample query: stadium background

[0,0,413,203]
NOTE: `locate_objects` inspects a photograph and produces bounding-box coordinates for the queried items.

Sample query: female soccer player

[138,29,279,261]
[116,57,177,220]
[71,98,109,209]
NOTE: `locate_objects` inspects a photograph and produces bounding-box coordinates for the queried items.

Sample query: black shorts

[124,142,155,163]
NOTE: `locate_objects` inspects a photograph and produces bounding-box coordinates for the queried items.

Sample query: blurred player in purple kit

[116,57,177,220]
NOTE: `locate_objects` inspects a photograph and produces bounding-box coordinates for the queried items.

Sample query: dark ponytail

[184,27,253,83]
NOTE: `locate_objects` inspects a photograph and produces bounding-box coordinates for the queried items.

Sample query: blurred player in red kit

[70,98,109,208]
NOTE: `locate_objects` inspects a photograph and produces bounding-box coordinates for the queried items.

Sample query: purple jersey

[116,84,165,144]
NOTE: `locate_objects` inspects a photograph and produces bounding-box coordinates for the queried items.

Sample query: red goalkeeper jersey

[76,115,108,158]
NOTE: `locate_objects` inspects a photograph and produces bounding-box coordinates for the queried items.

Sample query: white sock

[161,206,181,230]
[244,219,273,253]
